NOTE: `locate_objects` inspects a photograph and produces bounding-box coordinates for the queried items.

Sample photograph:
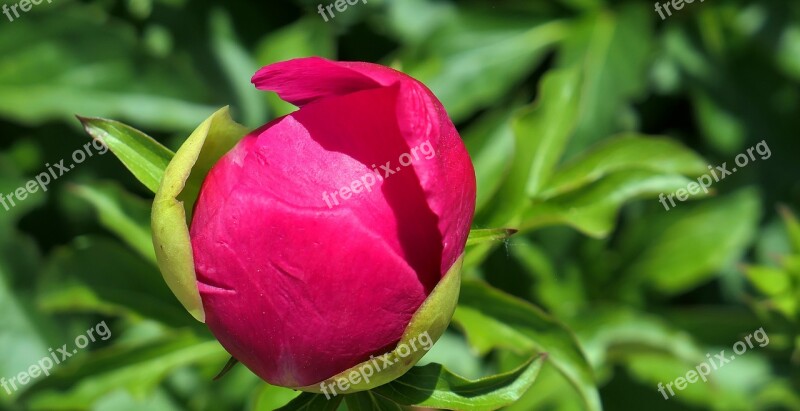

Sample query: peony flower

[156,57,476,391]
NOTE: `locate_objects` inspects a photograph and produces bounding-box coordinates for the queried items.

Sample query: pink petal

[252,57,476,277]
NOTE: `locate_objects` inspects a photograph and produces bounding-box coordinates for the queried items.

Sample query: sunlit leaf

[374,355,545,411]
[522,170,703,238]
[78,117,174,193]
[453,281,601,411]
[557,4,654,157]
[483,68,581,227]
[541,134,708,198]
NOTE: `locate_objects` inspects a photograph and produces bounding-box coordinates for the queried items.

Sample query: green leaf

[274,393,342,411]
[516,69,582,199]
[398,13,568,122]
[414,331,484,379]
[7,90,217,133]
[466,228,518,247]
[691,90,746,154]
[484,68,581,227]
[778,205,800,254]
[502,360,584,411]
[88,389,182,411]
[373,355,545,411]
[78,116,174,193]
[755,380,800,410]
[777,24,800,81]
[557,4,654,157]
[0,272,49,402]
[624,189,761,294]
[0,154,47,224]
[588,321,724,407]
[151,106,249,322]
[344,392,404,411]
[573,307,706,372]
[0,153,45,289]
[521,170,704,238]
[0,7,217,130]
[27,334,228,410]
[540,134,708,198]
[0,156,50,404]
[463,106,516,213]
[383,0,456,45]
[509,237,584,316]
[71,182,155,264]
[745,266,792,297]
[212,357,239,381]
[453,281,602,411]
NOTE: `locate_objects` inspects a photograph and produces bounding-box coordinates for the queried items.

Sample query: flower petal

[252,57,476,277]
[191,161,427,386]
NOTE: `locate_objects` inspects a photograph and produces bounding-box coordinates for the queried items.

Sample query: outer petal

[252,57,477,276]
[251,58,382,106]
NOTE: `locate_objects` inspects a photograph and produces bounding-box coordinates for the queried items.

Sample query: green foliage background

[0,0,798,410]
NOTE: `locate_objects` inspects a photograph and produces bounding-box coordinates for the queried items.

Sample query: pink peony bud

[188,58,476,388]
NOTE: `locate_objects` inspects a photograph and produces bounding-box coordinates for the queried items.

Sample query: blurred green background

[1,0,799,410]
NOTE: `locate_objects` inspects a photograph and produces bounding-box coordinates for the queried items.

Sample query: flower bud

[157,58,476,390]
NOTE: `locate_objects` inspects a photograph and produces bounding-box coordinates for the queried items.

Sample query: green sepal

[151,107,249,322]
[466,227,518,246]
